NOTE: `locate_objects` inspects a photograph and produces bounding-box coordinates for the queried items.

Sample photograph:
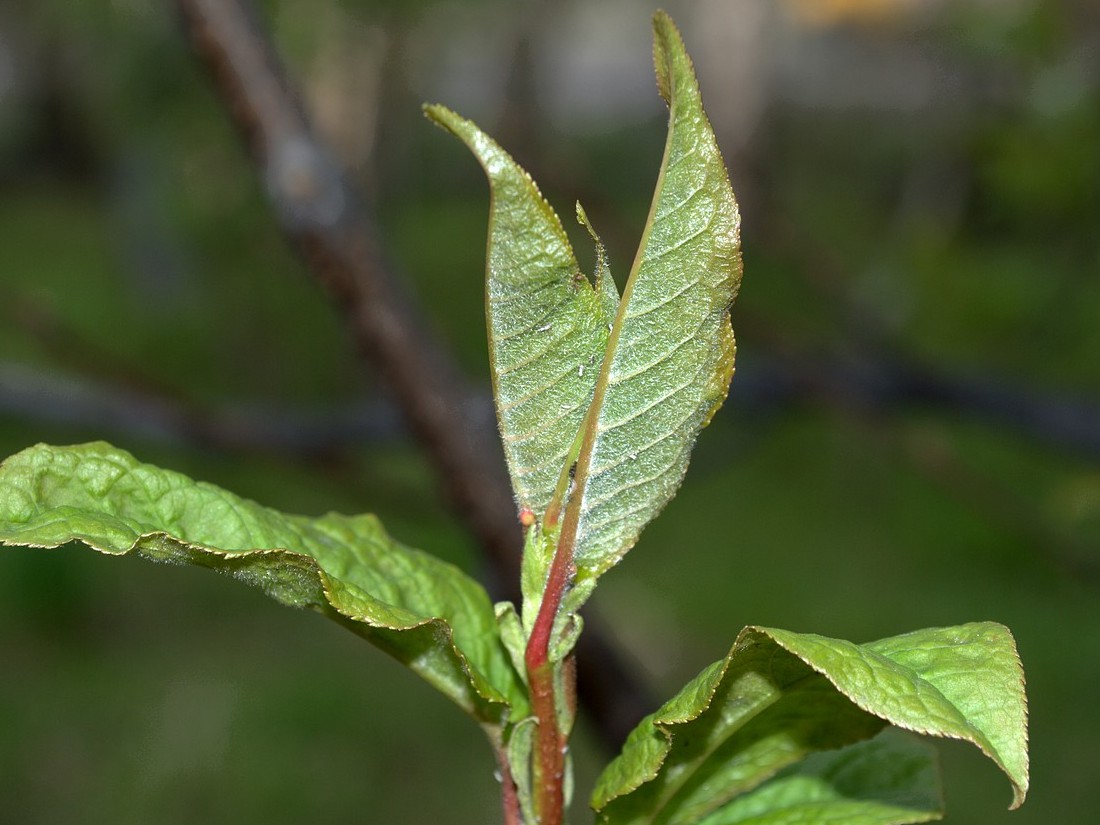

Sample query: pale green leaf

[426,12,742,595]
[424,103,617,522]
[495,599,529,689]
[571,10,742,579]
[507,716,539,825]
[592,623,1027,823]
[698,731,942,825]
[769,623,1028,808]
[0,442,526,724]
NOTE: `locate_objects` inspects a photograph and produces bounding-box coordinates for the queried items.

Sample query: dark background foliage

[0,0,1096,822]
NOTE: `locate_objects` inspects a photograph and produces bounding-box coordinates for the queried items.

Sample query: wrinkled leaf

[698,731,942,825]
[427,11,742,595]
[593,623,1027,823]
[570,10,742,579]
[424,103,617,522]
[0,442,526,724]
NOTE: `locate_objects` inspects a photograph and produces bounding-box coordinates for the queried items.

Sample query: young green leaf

[568,10,742,580]
[427,11,742,603]
[0,442,526,724]
[592,623,1027,824]
[423,103,617,523]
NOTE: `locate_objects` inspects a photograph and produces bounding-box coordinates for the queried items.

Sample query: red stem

[494,740,522,825]
[524,515,580,824]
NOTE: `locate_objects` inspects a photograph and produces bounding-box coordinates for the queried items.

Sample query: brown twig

[173,0,653,751]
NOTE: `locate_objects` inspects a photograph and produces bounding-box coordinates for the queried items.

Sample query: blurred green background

[0,0,1097,822]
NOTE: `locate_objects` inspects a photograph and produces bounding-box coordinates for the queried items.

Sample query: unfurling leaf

[424,103,617,522]
[427,11,742,601]
[0,442,526,724]
[571,10,741,580]
[592,623,1027,824]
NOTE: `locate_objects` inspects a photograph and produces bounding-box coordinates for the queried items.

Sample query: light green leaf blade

[572,11,742,579]
[768,623,1028,808]
[424,103,617,520]
[699,731,942,825]
[0,442,526,724]
[592,623,1027,824]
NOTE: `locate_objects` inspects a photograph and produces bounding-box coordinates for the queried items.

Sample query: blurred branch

[0,362,403,458]
[4,344,1096,468]
[736,352,1100,584]
[0,291,402,459]
[172,0,654,747]
[736,352,1100,462]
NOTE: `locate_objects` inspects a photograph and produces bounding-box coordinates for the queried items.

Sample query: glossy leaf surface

[593,623,1027,824]
[0,442,525,724]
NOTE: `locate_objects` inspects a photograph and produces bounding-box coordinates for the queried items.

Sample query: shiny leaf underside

[592,623,1027,824]
[0,442,525,724]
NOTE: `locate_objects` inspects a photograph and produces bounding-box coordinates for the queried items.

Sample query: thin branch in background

[0,362,404,458]
[734,351,1100,463]
[172,0,654,748]
[735,352,1100,585]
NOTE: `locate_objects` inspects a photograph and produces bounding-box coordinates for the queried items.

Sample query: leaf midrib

[556,49,679,565]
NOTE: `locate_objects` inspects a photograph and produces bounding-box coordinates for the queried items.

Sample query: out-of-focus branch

[0,362,404,458]
[172,0,653,747]
[175,0,513,569]
[730,351,1100,587]
[735,352,1100,462]
[5,345,1097,468]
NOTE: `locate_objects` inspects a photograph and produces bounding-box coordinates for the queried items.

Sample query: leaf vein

[597,374,695,433]
[637,217,709,267]
[498,358,584,411]
[589,402,698,479]
[512,446,572,478]
[492,297,574,342]
[490,277,563,305]
[608,318,705,386]
[623,275,702,320]
[656,180,705,220]
[502,402,587,445]
[496,328,584,376]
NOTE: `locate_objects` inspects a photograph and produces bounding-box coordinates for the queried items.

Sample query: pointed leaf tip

[429,12,742,609]
[592,624,1028,822]
[652,10,678,105]
[568,9,742,579]
[427,104,616,520]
